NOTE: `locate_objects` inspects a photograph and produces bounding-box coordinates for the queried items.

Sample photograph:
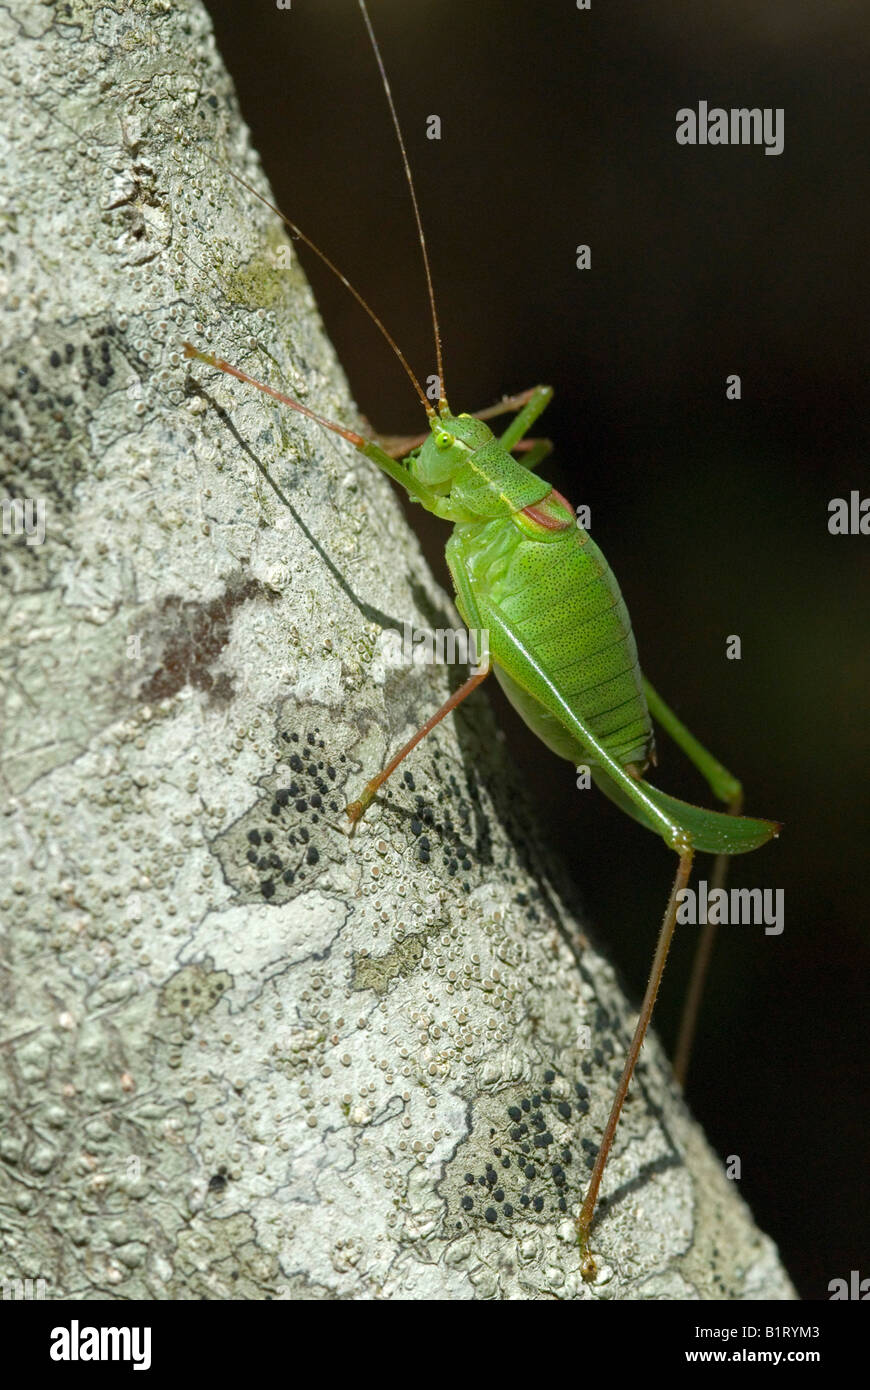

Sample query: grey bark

[0,0,795,1300]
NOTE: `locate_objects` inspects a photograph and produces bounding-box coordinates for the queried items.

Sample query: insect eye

[435,430,454,451]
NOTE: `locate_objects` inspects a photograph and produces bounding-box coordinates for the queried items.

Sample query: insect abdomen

[457,518,653,770]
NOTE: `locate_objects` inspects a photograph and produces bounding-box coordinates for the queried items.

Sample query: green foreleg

[495,385,553,452]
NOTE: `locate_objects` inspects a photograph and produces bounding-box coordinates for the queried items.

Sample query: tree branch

[0,0,794,1300]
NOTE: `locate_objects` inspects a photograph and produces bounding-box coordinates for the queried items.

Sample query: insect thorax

[413,414,552,519]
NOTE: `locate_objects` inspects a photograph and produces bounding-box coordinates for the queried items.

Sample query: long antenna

[213,160,432,417]
[358,0,447,411]
[184,342,371,445]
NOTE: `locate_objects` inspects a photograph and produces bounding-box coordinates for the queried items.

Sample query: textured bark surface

[0,0,795,1300]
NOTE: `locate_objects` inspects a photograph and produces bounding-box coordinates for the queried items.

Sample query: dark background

[202,0,868,1300]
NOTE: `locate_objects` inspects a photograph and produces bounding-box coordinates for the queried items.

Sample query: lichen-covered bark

[0,0,795,1300]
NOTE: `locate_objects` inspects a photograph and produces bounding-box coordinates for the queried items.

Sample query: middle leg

[345,666,490,825]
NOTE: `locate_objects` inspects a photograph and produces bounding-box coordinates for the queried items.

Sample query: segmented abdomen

[458,516,653,769]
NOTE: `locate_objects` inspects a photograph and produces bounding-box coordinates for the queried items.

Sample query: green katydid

[184,0,779,1280]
